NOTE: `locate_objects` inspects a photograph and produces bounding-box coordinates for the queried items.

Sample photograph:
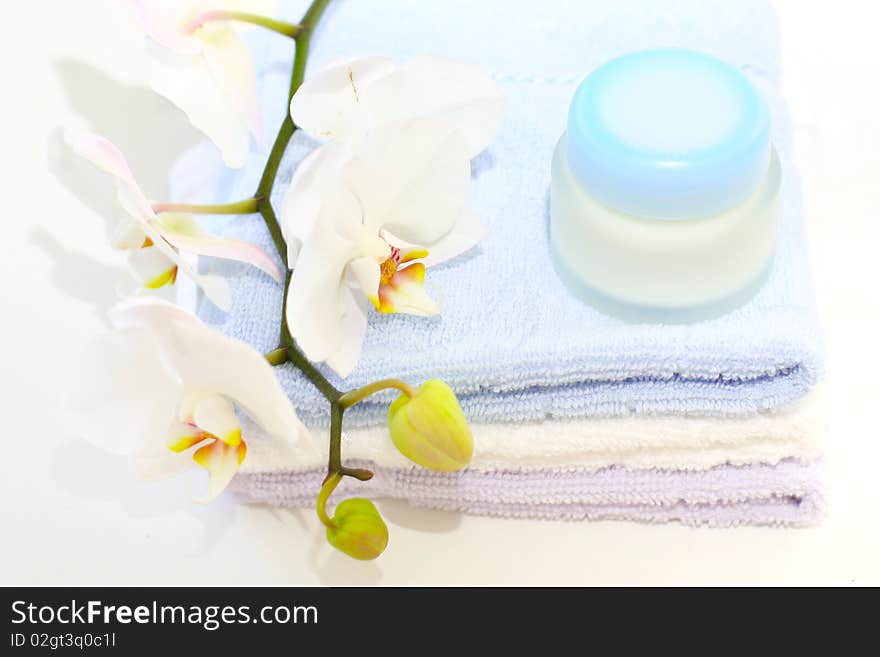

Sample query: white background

[1,0,878,585]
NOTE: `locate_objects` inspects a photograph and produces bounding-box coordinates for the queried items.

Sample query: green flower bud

[388,379,473,471]
[326,498,389,561]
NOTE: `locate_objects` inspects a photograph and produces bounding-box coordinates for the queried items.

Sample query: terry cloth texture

[193,0,823,429]
[231,458,825,528]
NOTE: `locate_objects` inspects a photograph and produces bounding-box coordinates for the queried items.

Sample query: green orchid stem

[243,0,377,499]
[316,471,342,529]
[152,198,260,215]
[265,347,289,366]
[325,402,374,482]
[189,11,302,38]
[285,343,340,401]
[254,0,332,270]
[339,379,419,409]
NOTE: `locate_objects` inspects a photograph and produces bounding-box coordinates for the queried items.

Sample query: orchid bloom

[131,0,274,168]
[68,130,282,311]
[286,119,484,377]
[282,55,503,263]
[66,297,314,502]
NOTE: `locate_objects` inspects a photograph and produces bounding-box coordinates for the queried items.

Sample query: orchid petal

[347,256,381,303]
[65,130,137,182]
[156,213,282,282]
[64,327,181,458]
[323,288,369,378]
[127,246,178,289]
[219,0,275,13]
[290,55,395,142]
[146,42,250,168]
[366,55,504,158]
[137,220,232,311]
[109,296,203,332]
[166,420,207,453]
[193,395,242,446]
[377,263,440,316]
[111,217,150,250]
[281,140,350,264]
[415,208,485,267]
[200,25,262,141]
[131,0,203,54]
[110,298,313,452]
[342,119,470,245]
[66,130,154,218]
[193,438,246,502]
[285,196,361,364]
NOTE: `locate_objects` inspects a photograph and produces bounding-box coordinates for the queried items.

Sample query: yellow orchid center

[165,396,247,503]
[372,246,437,315]
[379,255,399,286]
[144,265,178,290]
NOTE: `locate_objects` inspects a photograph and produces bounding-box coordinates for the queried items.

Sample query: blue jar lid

[566,48,771,219]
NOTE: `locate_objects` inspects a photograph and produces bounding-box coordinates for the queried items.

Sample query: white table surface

[2,0,879,586]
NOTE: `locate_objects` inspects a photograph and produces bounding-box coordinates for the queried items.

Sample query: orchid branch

[339,379,418,409]
[187,11,303,38]
[249,0,373,491]
[152,198,260,215]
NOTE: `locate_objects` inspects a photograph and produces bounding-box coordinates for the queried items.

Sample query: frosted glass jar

[550,48,780,323]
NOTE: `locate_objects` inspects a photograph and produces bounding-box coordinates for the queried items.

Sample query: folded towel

[231,458,825,527]
[240,386,826,473]
[229,386,826,526]
[194,0,823,429]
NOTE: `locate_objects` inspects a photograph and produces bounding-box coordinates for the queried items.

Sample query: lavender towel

[194,0,823,429]
[231,458,824,527]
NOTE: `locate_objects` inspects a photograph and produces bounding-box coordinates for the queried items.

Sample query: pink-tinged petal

[193,395,242,446]
[366,55,504,158]
[139,220,232,311]
[146,42,250,168]
[110,298,313,454]
[286,188,364,365]
[324,288,369,378]
[377,263,440,316]
[131,0,202,54]
[108,297,200,335]
[290,55,395,141]
[65,130,137,182]
[281,140,351,264]
[66,129,155,220]
[343,119,470,245]
[200,26,262,142]
[193,438,247,502]
[155,213,282,282]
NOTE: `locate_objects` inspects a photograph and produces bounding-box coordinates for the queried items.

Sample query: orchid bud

[387,379,473,471]
[326,498,389,561]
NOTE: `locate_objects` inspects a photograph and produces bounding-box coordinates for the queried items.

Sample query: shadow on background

[51,436,237,556]
[50,58,203,203]
[30,227,123,320]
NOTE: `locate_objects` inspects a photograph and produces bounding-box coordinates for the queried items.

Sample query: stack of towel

[191,0,826,526]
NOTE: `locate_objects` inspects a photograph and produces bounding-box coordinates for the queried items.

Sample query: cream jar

[550,48,779,322]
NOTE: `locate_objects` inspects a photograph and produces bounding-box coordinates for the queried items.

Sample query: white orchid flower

[68,130,282,311]
[282,54,503,263]
[286,118,485,378]
[66,297,314,502]
[131,0,274,168]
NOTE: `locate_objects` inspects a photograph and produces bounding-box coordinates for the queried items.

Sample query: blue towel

[191,0,823,428]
